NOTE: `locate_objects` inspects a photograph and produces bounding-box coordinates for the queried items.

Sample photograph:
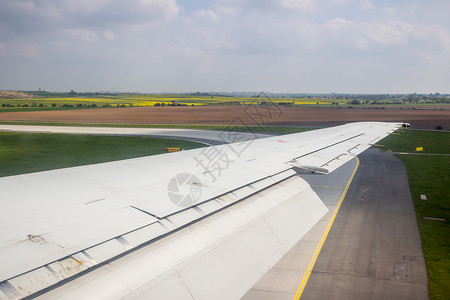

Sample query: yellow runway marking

[292,157,360,300]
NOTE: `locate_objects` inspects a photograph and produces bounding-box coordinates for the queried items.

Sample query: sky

[0,0,449,94]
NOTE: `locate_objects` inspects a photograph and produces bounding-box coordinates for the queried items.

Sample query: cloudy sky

[1,0,449,93]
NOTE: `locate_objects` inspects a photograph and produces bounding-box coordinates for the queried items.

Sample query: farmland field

[0,93,344,109]
[2,92,450,112]
[1,106,449,130]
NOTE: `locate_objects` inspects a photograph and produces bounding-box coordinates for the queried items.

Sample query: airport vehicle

[0,122,401,299]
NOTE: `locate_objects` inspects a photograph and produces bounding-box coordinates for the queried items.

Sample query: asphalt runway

[301,149,428,300]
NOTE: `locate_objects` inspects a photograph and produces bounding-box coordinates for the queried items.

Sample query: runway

[300,149,428,299]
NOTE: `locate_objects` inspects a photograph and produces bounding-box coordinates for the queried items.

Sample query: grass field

[376,129,450,300]
[0,132,205,178]
[376,129,450,154]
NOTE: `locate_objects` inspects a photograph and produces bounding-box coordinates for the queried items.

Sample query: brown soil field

[0,106,449,130]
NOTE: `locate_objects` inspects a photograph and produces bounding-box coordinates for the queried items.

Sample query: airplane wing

[0,122,401,299]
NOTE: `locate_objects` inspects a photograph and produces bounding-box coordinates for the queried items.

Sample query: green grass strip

[375,129,450,154]
[0,132,205,178]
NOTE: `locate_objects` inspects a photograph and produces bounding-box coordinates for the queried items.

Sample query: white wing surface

[0,122,400,299]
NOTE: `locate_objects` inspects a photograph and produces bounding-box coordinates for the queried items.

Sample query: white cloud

[435,27,450,51]
[329,0,347,3]
[280,0,316,11]
[328,0,373,10]
[359,0,373,11]
[66,29,99,43]
[138,0,179,19]
[103,30,115,41]
[215,4,238,16]
[414,24,450,53]
[177,47,204,59]
[216,0,317,13]
[194,10,220,23]
[383,6,397,15]
[8,0,36,12]
[355,37,369,48]
[362,22,414,45]
[325,17,351,30]
[21,44,36,59]
[322,18,417,48]
[59,0,112,13]
[0,41,37,59]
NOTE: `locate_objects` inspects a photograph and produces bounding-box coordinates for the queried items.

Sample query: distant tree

[350,100,362,105]
[406,93,417,103]
[51,103,57,107]
[436,125,443,130]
